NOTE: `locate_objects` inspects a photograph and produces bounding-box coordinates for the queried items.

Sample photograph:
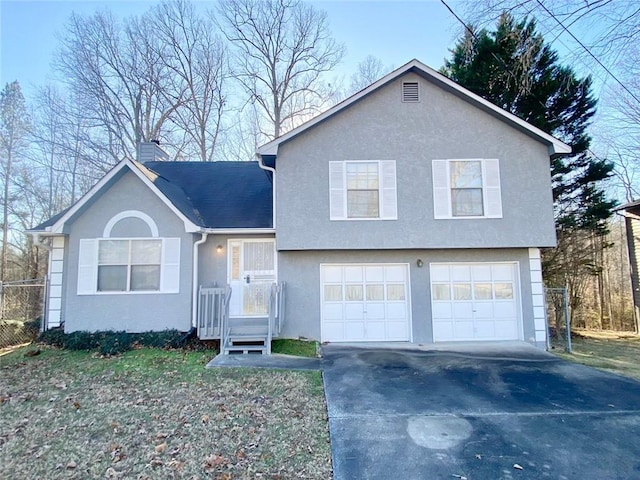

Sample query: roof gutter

[191,233,208,329]
[257,154,276,230]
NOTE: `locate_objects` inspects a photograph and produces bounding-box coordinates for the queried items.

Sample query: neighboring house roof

[616,199,640,213]
[28,159,273,234]
[258,58,572,158]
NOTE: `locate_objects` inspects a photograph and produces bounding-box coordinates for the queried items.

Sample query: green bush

[38,329,190,355]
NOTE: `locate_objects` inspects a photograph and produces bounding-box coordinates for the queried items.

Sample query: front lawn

[0,346,332,479]
[554,329,640,381]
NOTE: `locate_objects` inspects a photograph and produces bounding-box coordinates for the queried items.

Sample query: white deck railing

[197,286,231,340]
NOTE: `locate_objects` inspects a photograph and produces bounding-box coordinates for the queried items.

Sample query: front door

[228,239,276,317]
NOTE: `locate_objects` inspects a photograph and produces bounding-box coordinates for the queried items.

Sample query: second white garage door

[321,264,411,342]
[430,262,521,342]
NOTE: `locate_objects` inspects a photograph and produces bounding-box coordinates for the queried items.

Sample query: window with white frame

[77,237,180,294]
[97,239,162,291]
[329,160,397,220]
[432,159,502,219]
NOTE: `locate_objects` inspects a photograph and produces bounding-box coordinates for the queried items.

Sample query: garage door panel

[321,264,410,342]
[366,302,386,320]
[453,321,474,339]
[473,302,494,318]
[386,303,407,319]
[452,302,473,318]
[432,302,452,319]
[494,302,516,318]
[323,303,343,320]
[431,262,520,342]
[345,303,364,320]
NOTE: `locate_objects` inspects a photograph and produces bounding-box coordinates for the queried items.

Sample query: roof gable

[258,59,571,157]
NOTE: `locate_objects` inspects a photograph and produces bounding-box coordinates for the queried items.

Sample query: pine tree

[442,13,616,234]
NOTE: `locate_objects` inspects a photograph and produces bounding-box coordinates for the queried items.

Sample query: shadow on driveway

[322,344,640,480]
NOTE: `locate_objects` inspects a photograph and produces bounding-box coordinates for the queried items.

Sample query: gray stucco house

[29,59,571,351]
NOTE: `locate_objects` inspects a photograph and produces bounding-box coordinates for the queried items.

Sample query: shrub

[38,329,192,355]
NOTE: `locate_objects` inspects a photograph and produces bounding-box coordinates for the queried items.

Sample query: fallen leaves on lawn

[0,348,331,479]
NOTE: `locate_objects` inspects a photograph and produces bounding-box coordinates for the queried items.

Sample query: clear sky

[0,0,463,97]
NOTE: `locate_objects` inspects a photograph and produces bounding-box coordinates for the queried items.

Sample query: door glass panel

[345,285,363,301]
[432,283,450,301]
[453,283,472,300]
[231,245,241,281]
[387,284,405,301]
[474,283,493,300]
[243,283,269,315]
[366,284,384,301]
[324,285,342,301]
[495,283,514,299]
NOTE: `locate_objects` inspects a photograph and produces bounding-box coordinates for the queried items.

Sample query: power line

[534,0,640,106]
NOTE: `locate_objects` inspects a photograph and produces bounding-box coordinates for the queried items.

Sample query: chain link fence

[545,287,571,353]
[0,278,47,349]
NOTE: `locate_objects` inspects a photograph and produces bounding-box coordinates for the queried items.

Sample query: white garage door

[321,264,410,342]
[430,262,521,342]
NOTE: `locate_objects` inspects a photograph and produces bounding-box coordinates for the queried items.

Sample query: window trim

[97,238,162,293]
[432,158,502,220]
[329,160,398,221]
[77,237,181,295]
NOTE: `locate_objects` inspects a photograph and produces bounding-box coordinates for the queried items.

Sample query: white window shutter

[161,238,181,293]
[77,239,98,295]
[483,159,503,218]
[432,160,451,218]
[379,160,398,219]
[329,161,346,220]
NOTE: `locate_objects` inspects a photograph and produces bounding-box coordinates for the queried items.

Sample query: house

[28,59,571,352]
[617,200,640,332]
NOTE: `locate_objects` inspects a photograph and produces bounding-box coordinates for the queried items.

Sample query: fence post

[563,286,572,353]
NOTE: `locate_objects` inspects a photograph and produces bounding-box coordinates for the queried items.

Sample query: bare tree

[216,0,345,140]
[0,81,30,282]
[348,55,391,95]
[150,0,230,161]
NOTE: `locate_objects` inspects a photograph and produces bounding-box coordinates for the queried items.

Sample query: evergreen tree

[442,13,616,234]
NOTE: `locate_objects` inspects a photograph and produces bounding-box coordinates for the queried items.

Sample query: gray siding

[62,170,194,332]
[278,248,540,346]
[275,72,556,250]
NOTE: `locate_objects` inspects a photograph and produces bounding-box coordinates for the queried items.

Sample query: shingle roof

[142,161,273,229]
[29,160,273,233]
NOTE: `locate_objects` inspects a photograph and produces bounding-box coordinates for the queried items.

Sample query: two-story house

[28,60,570,352]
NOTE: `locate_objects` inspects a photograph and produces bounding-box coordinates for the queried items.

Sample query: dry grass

[0,346,332,479]
[554,329,640,381]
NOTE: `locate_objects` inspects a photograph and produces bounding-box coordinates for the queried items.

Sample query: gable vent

[402,82,420,102]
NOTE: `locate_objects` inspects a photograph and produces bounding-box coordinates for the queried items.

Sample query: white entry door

[430,262,521,341]
[228,239,276,317]
[321,264,411,342]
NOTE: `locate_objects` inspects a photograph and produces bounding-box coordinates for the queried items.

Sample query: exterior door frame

[227,238,277,317]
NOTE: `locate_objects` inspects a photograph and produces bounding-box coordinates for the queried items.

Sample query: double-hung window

[432,159,502,219]
[97,239,162,292]
[329,160,397,220]
[77,237,181,294]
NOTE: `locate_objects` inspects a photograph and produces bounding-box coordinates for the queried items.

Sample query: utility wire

[534,0,640,106]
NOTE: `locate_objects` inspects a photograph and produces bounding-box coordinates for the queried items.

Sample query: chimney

[137,140,170,163]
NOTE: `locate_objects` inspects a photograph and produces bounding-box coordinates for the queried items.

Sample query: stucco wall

[275,72,556,250]
[62,170,194,332]
[278,248,540,346]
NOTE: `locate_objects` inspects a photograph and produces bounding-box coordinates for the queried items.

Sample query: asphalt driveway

[322,344,640,480]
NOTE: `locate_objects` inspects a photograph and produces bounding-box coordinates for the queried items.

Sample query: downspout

[257,155,276,229]
[191,233,208,329]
